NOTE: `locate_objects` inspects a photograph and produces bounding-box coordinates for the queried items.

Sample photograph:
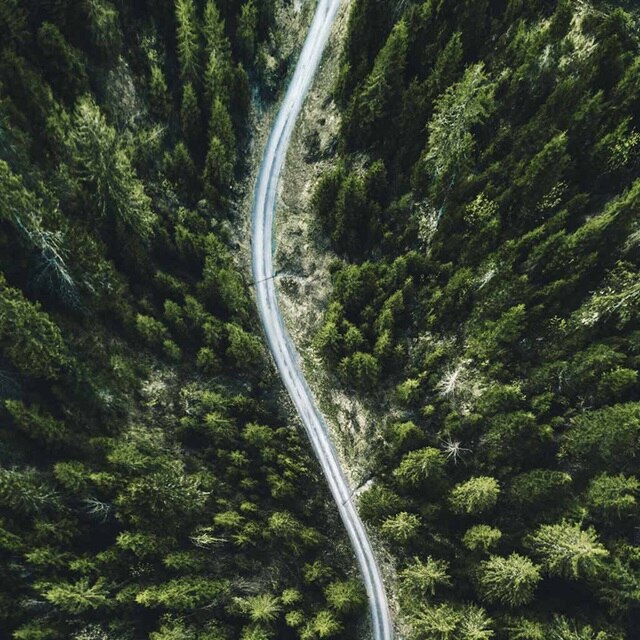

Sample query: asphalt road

[250,1,393,639]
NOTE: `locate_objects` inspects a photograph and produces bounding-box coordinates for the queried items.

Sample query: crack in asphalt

[250,1,393,638]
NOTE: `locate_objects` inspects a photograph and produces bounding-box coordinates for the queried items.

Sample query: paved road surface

[251,1,393,639]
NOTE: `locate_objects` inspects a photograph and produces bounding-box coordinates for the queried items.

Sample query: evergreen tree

[477,554,541,607]
[527,521,609,579]
[67,98,156,240]
[175,0,200,82]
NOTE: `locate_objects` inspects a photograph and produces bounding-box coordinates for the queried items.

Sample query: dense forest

[0,1,368,639]
[311,0,640,638]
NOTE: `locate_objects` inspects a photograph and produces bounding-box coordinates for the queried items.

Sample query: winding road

[250,1,393,639]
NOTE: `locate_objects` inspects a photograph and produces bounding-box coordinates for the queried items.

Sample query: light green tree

[301,610,342,639]
[415,63,496,197]
[380,512,421,544]
[463,525,502,553]
[527,521,609,579]
[400,556,451,598]
[393,447,445,487]
[325,579,365,613]
[478,553,541,607]
[410,603,461,640]
[586,473,639,519]
[203,0,227,58]
[67,97,156,240]
[458,605,494,640]
[39,577,110,614]
[550,614,618,640]
[242,593,281,624]
[136,577,228,611]
[175,0,200,81]
[450,476,500,515]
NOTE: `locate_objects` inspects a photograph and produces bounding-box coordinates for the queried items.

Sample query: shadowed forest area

[0,1,368,639]
[310,0,640,637]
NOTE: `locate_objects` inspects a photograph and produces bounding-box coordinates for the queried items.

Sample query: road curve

[250,1,393,639]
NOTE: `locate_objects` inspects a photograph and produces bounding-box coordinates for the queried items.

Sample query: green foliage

[136,578,229,611]
[226,323,263,372]
[175,0,200,81]
[414,63,496,198]
[560,403,640,469]
[0,161,77,303]
[67,97,156,240]
[0,274,69,378]
[85,0,121,56]
[527,521,609,579]
[345,19,408,147]
[477,554,542,607]
[380,511,421,543]
[242,593,281,624]
[204,99,236,199]
[585,473,639,520]
[36,23,88,102]
[399,556,452,598]
[409,603,461,640]
[314,10,640,631]
[508,470,572,510]
[0,466,58,515]
[463,526,502,553]
[338,351,380,389]
[301,610,342,639]
[0,3,345,640]
[449,476,500,515]
[325,580,365,614]
[409,603,493,640]
[393,447,445,487]
[39,577,110,614]
[149,64,171,119]
[237,0,258,63]
[180,81,201,149]
[5,400,66,445]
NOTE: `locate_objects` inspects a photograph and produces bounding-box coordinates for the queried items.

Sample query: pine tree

[449,476,500,515]
[180,81,201,150]
[477,554,541,607]
[237,0,258,63]
[67,98,156,240]
[393,447,445,487]
[527,521,609,579]
[175,0,200,82]
[399,556,452,598]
